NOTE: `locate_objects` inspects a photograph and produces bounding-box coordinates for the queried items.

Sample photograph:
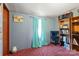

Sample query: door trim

[3,3,9,56]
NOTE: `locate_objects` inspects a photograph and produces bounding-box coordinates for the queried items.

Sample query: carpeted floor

[9,44,79,56]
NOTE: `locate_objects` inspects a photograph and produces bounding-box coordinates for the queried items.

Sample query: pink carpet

[9,44,79,56]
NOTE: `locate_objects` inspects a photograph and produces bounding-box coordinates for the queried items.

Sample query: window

[38,19,42,39]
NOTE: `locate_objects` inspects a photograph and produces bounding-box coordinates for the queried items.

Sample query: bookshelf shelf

[72,34,79,36]
[72,22,79,25]
[72,44,79,47]
[60,34,69,36]
[60,28,69,30]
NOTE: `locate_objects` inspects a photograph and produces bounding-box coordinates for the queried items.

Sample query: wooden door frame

[3,3,9,56]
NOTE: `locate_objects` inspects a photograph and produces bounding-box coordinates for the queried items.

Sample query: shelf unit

[71,16,79,51]
[58,13,79,51]
[59,18,71,50]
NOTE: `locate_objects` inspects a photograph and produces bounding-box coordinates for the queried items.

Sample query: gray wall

[10,12,33,50]
[46,17,59,42]
[50,17,59,31]
[10,11,59,51]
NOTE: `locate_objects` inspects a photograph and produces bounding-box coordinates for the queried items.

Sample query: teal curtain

[32,17,39,48]
[32,17,48,48]
[41,18,48,45]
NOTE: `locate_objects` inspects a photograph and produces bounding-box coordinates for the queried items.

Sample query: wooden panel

[3,4,9,56]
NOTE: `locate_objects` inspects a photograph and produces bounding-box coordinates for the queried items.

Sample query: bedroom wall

[10,11,59,51]
[10,12,33,50]
[50,17,59,31]
[46,17,59,43]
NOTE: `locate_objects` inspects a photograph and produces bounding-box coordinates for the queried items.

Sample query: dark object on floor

[50,31,59,45]
[60,40,64,46]
[9,51,13,54]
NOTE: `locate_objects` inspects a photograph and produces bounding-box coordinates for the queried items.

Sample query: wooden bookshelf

[71,16,79,51]
[58,12,79,51]
[59,18,71,50]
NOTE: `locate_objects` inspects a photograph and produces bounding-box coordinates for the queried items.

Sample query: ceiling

[7,3,79,17]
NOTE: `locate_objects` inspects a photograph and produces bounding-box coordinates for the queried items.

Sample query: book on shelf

[60,24,69,28]
[73,38,79,46]
[60,30,69,34]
